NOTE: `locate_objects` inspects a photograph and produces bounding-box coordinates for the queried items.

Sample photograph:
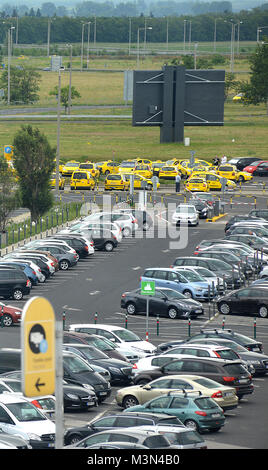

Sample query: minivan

[0,268,31,300]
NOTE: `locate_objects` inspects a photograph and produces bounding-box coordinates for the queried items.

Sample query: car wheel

[183,290,193,299]
[168,307,178,319]
[68,434,83,445]
[13,289,23,301]
[122,395,139,409]
[104,241,114,252]
[2,314,13,327]
[126,302,136,315]
[184,419,199,432]
[59,260,70,270]
[122,227,131,237]
[259,305,268,318]
[218,302,231,315]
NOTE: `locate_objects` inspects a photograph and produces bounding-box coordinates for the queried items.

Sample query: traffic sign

[4,145,13,161]
[141,280,155,296]
[21,297,55,397]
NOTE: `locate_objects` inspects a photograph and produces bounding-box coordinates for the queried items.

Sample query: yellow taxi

[151,161,167,176]
[70,170,95,190]
[236,170,253,182]
[79,162,100,179]
[61,160,80,177]
[124,173,160,190]
[118,161,136,174]
[135,158,153,166]
[104,173,129,191]
[49,172,65,190]
[100,161,120,176]
[189,171,237,190]
[185,177,209,192]
[133,164,153,179]
[53,159,65,173]
[159,165,180,179]
[216,165,239,181]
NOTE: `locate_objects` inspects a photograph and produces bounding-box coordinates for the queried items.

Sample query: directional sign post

[141,281,155,341]
[21,296,55,397]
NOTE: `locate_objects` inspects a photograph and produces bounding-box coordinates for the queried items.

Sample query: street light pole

[56,66,63,199]
[67,44,72,115]
[183,19,187,53]
[87,22,91,69]
[81,22,85,72]
[47,19,51,57]
[166,17,169,51]
[137,26,152,69]
[188,20,192,50]
[8,26,15,106]
[129,17,132,55]
[194,42,198,69]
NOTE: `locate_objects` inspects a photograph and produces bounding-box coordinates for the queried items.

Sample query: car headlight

[28,433,42,441]
[66,393,80,401]
[82,384,94,391]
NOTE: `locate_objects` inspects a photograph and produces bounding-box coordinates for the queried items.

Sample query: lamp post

[87,22,91,69]
[188,20,192,50]
[225,20,235,73]
[236,21,243,55]
[94,15,96,50]
[183,19,187,52]
[56,66,64,199]
[80,22,85,72]
[67,44,72,115]
[128,18,132,55]
[194,42,198,69]
[137,26,152,69]
[166,17,169,51]
[47,18,53,57]
[7,26,15,106]
[257,25,268,43]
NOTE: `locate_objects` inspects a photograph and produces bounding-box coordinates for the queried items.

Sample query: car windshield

[74,346,108,360]
[220,341,247,353]
[87,337,115,351]
[176,206,195,214]
[195,268,214,278]
[4,380,21,392]
[192,377,226,389]
[223,363,248,375]
[194,397,218,410]
[113,329,141,342]
[6,402,47,422]
[66,162,78,167]
[177,270,204,282]
[120,162,136,168]
[160,289,186,300]
[64,355,94,373]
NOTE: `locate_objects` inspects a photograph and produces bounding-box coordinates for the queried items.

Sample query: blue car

[0,261,38,287]
[141,267,212,300]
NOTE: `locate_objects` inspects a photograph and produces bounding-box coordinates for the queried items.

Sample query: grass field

[0,45,267,164]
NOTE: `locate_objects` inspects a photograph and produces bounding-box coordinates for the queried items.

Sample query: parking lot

[0,183,268,450]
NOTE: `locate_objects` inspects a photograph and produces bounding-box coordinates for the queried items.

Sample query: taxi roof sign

[21,296,55,397]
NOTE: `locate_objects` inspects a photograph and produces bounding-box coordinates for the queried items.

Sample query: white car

[68,324,156,356]
[132,354,187,375]
[127,425,207,449]
[172,204,199,226]
[22,239,77,255]
[63,220,123,243]
[84,212,138,237]
[0,394,55,449]
[4,252,56,275]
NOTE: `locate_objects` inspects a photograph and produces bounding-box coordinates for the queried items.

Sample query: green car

[124,391,225,433]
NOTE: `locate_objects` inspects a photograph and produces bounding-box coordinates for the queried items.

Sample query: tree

[13,125,56,221]
[238,38,268,114]
[0,157,19,232]
[0,66,41,104]
[49,85,81,113]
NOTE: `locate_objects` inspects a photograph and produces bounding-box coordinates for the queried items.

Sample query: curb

[206,213,228,222]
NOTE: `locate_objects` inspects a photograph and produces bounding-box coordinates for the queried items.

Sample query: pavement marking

[132,266,141,270]
[89,290,101,296]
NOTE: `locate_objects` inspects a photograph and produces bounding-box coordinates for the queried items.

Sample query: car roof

[171,344,231,351]
[69,324,125,332]
[0,394,29,405]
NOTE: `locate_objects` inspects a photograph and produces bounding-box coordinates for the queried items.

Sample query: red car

[243,160,268,174]
[0,302,22,327]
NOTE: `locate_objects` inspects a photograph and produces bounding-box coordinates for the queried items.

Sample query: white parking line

[132,266,141,270]
[89,291,101,296]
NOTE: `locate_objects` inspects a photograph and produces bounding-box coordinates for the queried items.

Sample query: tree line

[0,9,267,44]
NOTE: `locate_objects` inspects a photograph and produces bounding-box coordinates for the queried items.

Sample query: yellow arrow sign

[21,297,55,398]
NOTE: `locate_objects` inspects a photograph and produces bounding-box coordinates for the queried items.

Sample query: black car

[217,285,268,318]
[132,357,254,399]
[194,250,254,278]
[186,198,209,219]
[234,157,262,171]
[63,380,98,411]
[62,343,133,384]
[64,412,183,445]
[224,215,263,232]
[46,234,91,258]
[80,228,118,252]
[182,328,263,353]
[182,337,268,376]
[63,331,134,362]
[0,268,31,301]
[63,352,111,403]
[171,256,244,289]
[120,287,204,319]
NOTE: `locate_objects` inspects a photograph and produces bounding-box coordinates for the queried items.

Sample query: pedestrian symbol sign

[21,296,55,397]
[141,281,155,296]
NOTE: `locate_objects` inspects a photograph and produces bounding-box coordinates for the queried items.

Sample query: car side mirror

[143,384,151,391]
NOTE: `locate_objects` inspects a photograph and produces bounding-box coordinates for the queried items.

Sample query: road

[1,197,268,450]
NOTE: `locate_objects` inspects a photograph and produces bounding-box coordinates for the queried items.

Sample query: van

[0,268,31,300]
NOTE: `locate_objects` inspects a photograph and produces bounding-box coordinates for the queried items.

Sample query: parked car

[249,209,268,221]
[132,356,254,399]
[185,198,210,219]
[84,212,138,237]
[62,343,133,385]
[171,204,199,226]
[173,266,226,293]
[193,250,254,279]
[0,394,55,449]
[170,257,245,289]
[114,209,153,231]
[45,234,94,258]
[68,324,156,356]
[225,234,268,254]
[141,268,212,301]
[64,411,184,445]
[22,244,79,271]
[0,268,31,300]
[231,157,262,171]
[62,352,111,403]
[0,261,39,287]
[116,374,238,411]
[0,428,31,449]
[120,287,204,319]
[217,285,268,318]
[0,302,22,327]
[224,215,264,232]
[66,427,174,449]
[125,391,225,433]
